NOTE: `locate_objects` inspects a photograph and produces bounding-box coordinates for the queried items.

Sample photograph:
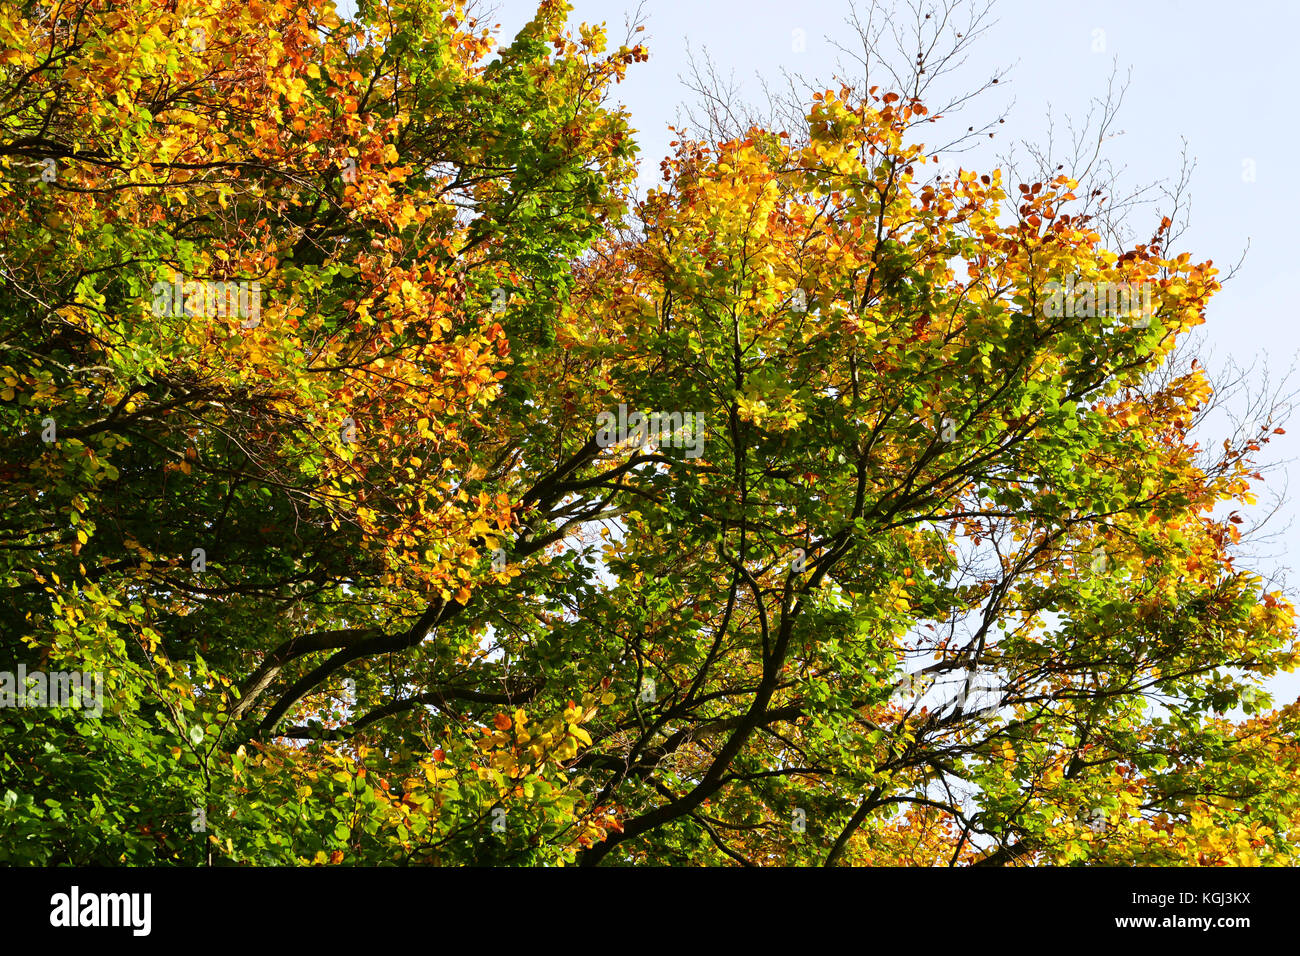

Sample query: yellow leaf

[568,724,592,746]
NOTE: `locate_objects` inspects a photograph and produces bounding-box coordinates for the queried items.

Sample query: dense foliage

[2,0,1296,866]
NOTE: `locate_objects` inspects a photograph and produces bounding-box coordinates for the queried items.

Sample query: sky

[341,0,1300,701]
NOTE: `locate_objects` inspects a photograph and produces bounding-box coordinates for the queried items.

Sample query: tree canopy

[2,0,1297,867]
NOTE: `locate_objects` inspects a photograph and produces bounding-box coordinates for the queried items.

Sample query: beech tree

[2,0,1297,866]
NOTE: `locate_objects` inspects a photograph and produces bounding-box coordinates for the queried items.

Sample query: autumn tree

[1,0,643,864]
[2,0,1297,866]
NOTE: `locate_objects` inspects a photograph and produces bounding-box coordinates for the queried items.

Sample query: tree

[2,0,1296,867]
